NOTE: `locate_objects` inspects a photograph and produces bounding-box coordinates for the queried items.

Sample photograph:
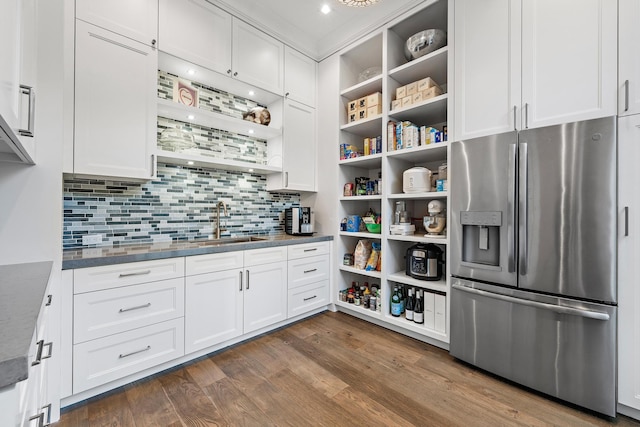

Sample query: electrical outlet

[82,234,102,245]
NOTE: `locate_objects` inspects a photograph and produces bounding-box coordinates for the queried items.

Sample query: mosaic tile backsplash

[63,163,300,248]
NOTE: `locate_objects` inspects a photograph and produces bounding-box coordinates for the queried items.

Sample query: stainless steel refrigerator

[450,116,617,417]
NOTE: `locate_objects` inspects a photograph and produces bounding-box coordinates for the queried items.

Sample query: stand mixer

[424,200,446,237]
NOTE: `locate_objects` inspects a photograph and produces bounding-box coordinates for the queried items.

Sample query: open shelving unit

[335,0,452,347]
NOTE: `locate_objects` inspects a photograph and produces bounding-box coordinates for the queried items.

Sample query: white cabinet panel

[288,255,329,290]
[244,246,287,267]
[74,278,185,343]
[0,0,20,131]
[284,46,316,107]
[185,251,244,276]
[520,0,617,129]
[287,241,330,260]
[619,0,640,117]
[185,268,243,354]
[244,261,287,334]
[618,115,640,412]
[73,318,184,393]
[232,19,284,95]
[158,0,232,75]
[76,0,158,46]
[288,280,329,318]
[74,20,157,180]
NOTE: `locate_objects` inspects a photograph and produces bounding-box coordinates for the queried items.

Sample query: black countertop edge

[62,235,333,270]
[0,261,53,390]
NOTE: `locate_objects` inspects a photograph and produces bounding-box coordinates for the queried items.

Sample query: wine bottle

[405,288,415,321]
[391,286,402,317]
[414,289,424,324]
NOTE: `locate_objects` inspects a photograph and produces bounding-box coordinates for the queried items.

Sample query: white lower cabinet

[288,281,329,318]
[243,260,288,333]
[287,241,330,317]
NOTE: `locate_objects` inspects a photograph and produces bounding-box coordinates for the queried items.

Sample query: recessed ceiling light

[248,90,255,96]
[321,4,331,14]
[187,114,195,120]
[248,168,254,172]
[186,68,196,76]
[248,129,255,134]
[337,0,379,6]
[187,161,194,165]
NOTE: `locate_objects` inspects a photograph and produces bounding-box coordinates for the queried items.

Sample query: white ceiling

[207,0,427,61]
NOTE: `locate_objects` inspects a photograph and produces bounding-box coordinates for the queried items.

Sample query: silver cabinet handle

[151,39,156,47]
[239,271,243,291]
[227,69,232,75]
[29,403,52,427]
[29,412,44,427]
[233,72,238,77]
[518,142,528,275]
[284,171,289,188]
[625,80,630,112]
[452,284,610,321]
[303,295,317,301]
[119,269,151,278]
[119,345,151,359]
[151,154,156,178]
[18,85,35,137]
[303,248,317,252]
[246,270,250,290]
[32,340,52,366]
[507,143,517,273]
[285,92,290,97]
[42,342,53,361]
[119,302,151,313]
[303,268,317,274]
[524,103,529,128]
[513,105,517,130]
[45,294,52,306]
[625,206,629,237]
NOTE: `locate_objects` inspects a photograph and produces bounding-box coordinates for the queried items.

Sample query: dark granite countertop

[63,234,333,270]
[0,261,53,389]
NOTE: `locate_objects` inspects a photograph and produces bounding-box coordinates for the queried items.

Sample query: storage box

[406,82,418,96]
[366,92,382,107]
[412,92,423,104]
[401,95,413,108]
[424,291,435,329]
[358,108,367,120]
[357,96,368,110]
[348,100,358,113]
[434,293,446,333]
[391,99,402,111]
[396,85,407,99]
[367,104,382,117]
[348,112,358,123]
[423,85,443,100]
[417,77,438,92]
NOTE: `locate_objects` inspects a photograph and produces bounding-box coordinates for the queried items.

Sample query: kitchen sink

[202,236,269,246]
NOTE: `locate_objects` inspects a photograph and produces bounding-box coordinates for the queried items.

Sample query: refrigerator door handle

[507,143,517,272]
[452,284,611,321]
[625,206,629,236]
[518,143,528,275]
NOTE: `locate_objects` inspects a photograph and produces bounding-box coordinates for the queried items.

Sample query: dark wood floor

[54,311,639,427]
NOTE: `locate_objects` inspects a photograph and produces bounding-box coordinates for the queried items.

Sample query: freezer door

[518,116,617,303]
[450,279,617,417]
[451,131,518,287]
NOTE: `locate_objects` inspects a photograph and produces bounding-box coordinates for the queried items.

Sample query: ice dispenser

[460,211,502,268]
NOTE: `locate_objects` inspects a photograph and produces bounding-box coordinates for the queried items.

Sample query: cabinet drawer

[288,281,329,318]
[186,250,244,276]
[73,318,184,393]
[74,277,185,343]
[244,246,287,267]
[74,258,185,294]
[288,254,329,289]
[287,241,330,260]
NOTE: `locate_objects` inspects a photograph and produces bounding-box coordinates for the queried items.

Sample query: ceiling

[207,0,427,61]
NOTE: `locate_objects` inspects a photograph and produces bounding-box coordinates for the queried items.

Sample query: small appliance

[403,167,431,193]
[285,207,313,236]
[406,243,443,281]
[390,201,415,235]
[424,200,446,236]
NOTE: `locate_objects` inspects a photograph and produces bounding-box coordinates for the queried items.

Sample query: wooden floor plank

[204,377,278,427]
[124,378,184,427]
[86,389,136,427]
[184,357,227,390]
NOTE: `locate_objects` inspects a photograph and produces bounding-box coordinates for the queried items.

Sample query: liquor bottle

[414,289,424,324]
[391,286,402,317]
[376,288,381,313]
[405,288,415,321]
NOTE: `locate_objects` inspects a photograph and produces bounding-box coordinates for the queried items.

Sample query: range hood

[0,112,34,164]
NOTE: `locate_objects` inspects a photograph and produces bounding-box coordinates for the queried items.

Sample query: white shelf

[340,115,383,136]
[157,98,281,140]
[339,195,382,201]
[388,94,448,125]
[340,74,383,100]
[386,142,448,163]
[386,271,447,293]
[155,149,281,174]
[387,234,448,244]
[335,300,383,319]
[388,191,448,200]
[339,231,381,239]
[389,46,449,86]
[339,265,382,279]
[339,153,383,169]
[384,312,448,341]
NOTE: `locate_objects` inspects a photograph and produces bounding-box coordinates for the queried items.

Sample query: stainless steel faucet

[214,201,228,239]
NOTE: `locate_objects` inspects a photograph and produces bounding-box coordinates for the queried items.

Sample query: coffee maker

[285,207,313,236]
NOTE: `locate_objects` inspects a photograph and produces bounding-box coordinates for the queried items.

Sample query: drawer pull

[119,302,151,313]
[29,412,44,427]
[119,345,151,359]
[303,248,318,252]
[303,268,317,274]
[32,340,44,366]
[42,342,53,361]
[45,294,53,306]
[118,269,151,278]
[303,295,317,302]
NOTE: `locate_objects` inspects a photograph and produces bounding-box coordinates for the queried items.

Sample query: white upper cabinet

[454,0,617,140]
[232,19,284,95]
[76,0,158,47]
[454,0,521,139]
[619,0,640,117]
[158,0,232,76]
[284,46,317,107]
[74,21,157,180]
[520,0,617,129]
[0,0,21,131]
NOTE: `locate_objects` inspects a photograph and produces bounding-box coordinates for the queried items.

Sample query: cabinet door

[453,0,521,140]
[521,0,617,129]
[244,261,287,334]
[619,0,640,117]
[284,46,316,107]
[0,0,21,131]
[185,269,243,354]
[618,115,640,412]
[16,0,37,159]
[159,0,232,76]
[232,19,284,95]
[74,21,157,180]
[76,0,158,46]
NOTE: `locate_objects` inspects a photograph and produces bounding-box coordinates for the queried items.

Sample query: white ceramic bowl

[404,29,447,61]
